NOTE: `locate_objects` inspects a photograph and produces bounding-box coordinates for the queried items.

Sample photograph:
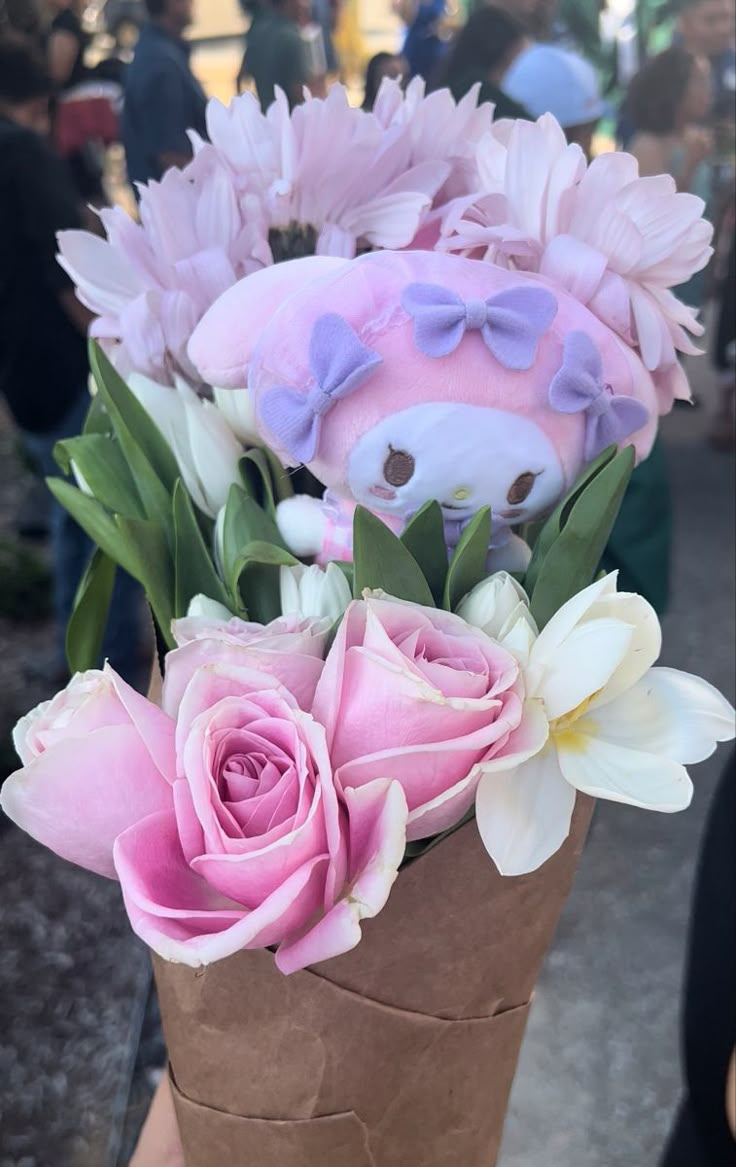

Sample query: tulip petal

[475,745,576,875]
[592,667,735,765]
[534,617,634,722]
[0,726,174,878]
[556,731,693,812]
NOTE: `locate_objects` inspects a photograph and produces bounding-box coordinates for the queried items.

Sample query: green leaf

[89,342,178,490]
[524,445,617,595]
[352,507,435,606]
[47,478,142,578]
[220,485,287,602]
[83,393,113,436]
[443,506,491,611]
[400,501,448,606]
[234,541,299,624]
[54,434,146,519]
[66,549,116,673]
[529,447,635,629]
[115,515,176,647]
[88,343,177,541]
[173,480,230,618]
[48,478,177,647]
[239,447,295,515]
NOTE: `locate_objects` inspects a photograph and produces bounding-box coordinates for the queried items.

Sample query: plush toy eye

[383,447,416,487]
[507,472,538,505]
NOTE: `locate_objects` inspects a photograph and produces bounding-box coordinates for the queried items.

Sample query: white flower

[212,386,261,445]
[127,373,243,518]
[456,572,538,663]
[186,594,234,622]
[476,573,735,876]
[280,563,352,622]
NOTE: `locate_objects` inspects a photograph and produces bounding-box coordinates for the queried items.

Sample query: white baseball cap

[503,43,606,128]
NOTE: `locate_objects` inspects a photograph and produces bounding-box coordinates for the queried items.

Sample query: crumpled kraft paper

[154,796,593,1167]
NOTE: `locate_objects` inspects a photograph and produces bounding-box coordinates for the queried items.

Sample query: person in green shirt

[437,5,531,120]
[239,0,311,111]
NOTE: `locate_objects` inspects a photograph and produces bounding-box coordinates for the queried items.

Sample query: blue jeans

[22,392,146,686]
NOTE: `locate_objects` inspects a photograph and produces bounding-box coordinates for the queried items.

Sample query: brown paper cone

[154,796,593,1167]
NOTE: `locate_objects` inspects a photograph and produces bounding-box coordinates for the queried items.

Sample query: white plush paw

[276,495,328,558]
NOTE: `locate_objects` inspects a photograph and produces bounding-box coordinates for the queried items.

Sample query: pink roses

[1,596,541,971]
[314,596,544,839]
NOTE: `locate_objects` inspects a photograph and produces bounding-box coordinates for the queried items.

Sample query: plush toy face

[347,403,565,526]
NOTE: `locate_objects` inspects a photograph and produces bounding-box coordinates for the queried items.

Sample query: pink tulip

[312,594,545,841]
[2,667,175,877]
[114,664,407,969]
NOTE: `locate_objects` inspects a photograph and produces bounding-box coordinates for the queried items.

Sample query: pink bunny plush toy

[189,248,659,571]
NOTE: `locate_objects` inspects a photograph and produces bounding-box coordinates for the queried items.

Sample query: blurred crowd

[0,0,734,690]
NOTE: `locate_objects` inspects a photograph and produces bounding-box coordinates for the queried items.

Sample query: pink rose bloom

[163,612,329,715]
[114,662,407,970]
[2,667,175,877]
[313,595,549,840]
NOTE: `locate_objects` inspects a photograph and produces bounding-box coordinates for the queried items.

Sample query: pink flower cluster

[58,80,492,386]
[2,596,539,973]
[441,115,714,404]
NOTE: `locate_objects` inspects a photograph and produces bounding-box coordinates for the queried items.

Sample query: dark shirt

[122,21,207,186]
[0,119,88,433]
[244,10,309,112]
[50,9,89,89]
[446,71,530,122]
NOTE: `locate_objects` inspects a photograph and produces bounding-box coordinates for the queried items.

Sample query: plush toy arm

[486,533,532,574]
[276,496,329,558]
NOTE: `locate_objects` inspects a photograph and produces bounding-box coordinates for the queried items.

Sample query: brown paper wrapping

[154,796,593,1167]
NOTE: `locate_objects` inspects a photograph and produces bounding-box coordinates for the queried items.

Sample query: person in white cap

[502,41,606,157]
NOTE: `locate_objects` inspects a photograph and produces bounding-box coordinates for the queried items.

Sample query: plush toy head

[192,249,657,531]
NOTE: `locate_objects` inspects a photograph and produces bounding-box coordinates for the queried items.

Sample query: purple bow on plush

[401,282,558,368]
[549,331,650,461]
[260,314,382,463]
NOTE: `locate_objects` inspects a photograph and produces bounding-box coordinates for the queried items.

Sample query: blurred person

[0,0,43,41]
[396,0,448,81]
[709,211,735,451]
[660,751,736,1166]
[626,48,713,314]
[311,0,338,74]
[122,0,206,186]
[45,0,87,89]
[439,4,530,118]
[678,0,735,122]
[626,48,714,200]
[44,0,110,201]
[502,40,606,156]
[362,50,407,110]
[0,37,144,682]
[239,0,313,111]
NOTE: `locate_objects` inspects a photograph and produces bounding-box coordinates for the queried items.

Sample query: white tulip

[457,572,538,663]
[187,594,234,621]
[476,572,735,877]
[213,386,261,446]
[280,563,352,622]
[127,373,243,518]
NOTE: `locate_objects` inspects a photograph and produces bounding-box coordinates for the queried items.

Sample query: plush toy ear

[188,256,348,387]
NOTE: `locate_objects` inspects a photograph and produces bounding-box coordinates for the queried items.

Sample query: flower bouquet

[3,84,735,1166]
